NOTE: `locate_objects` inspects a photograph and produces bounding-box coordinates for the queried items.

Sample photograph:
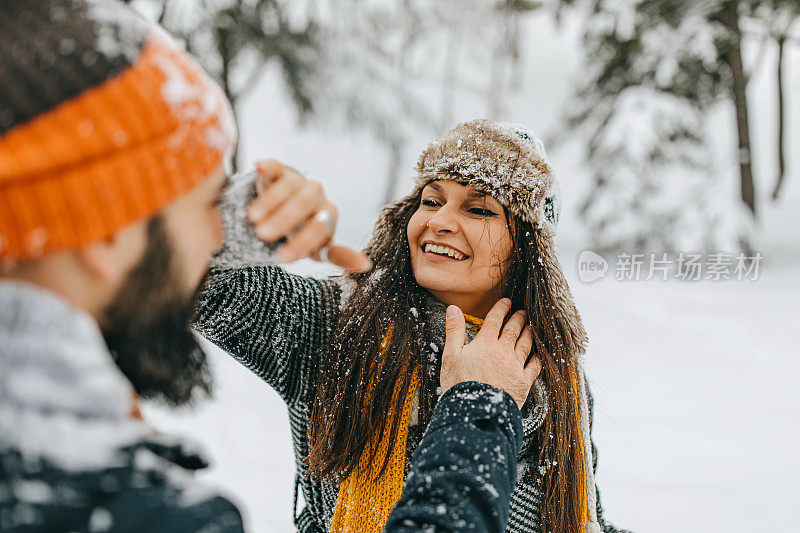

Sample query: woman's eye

[469,207,497,217]
[421,198,441,207]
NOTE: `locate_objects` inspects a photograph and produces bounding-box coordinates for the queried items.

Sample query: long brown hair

[307,181,586,533]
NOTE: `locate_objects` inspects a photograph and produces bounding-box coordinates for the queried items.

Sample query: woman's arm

[195,265,340,407]
[192,168,343,407]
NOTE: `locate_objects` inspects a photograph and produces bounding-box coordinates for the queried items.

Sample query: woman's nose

[427,208,459,234]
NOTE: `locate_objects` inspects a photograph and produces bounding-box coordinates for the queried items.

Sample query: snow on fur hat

[413,119,586,357]
[415,119,562,228]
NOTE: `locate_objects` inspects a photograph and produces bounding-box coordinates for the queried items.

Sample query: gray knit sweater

[194,174,626,533]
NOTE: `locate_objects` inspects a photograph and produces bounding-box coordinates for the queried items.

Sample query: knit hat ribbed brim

[0,0,235,261]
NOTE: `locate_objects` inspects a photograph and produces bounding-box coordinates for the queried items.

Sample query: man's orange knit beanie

[0,0,236,262]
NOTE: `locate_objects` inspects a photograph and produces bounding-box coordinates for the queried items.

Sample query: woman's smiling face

[407,180,513,317]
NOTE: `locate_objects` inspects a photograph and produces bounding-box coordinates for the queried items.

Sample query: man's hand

[245,158,371,272]
[440,299,541,408]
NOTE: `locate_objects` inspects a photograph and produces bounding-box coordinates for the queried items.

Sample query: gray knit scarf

[0,282,146,469]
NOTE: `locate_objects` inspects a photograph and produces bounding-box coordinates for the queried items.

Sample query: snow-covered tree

[748,0,800,200]
[557,0,799,253]
[126,0,531,195]
[310,0,541,201]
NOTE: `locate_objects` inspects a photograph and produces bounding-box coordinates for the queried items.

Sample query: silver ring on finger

[318,244,330,263]
[315,209,335,235]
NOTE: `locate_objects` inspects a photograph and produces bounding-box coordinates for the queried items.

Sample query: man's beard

[102,215,212,407]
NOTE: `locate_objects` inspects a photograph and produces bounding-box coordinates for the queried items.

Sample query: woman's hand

[440,298,541,408]
[245,158,371,272]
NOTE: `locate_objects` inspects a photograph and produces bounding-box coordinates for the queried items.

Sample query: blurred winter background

[123,0,799,531]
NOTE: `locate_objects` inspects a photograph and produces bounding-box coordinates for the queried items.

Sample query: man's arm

[385,381,523,533]
[387,300,540,532]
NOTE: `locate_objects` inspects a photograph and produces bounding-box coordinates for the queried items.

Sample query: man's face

[161,167,229,298]
[101,167,228,407]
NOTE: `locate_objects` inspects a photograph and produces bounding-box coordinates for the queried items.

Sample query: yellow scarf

[569,363,593,529]
[329,315,590,532]
[329,321,419,532]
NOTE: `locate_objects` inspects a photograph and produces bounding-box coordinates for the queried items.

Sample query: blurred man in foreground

[0,1,529,531]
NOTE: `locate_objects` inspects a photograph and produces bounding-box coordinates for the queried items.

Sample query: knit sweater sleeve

[192,171,341,406]
[194,266,340,407]
[385,381,524,533]
[587,381,634,533]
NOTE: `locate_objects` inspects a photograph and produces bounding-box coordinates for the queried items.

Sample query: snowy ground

[144,11,800,532]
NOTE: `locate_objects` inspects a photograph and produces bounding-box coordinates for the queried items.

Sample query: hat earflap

[533,222,588,358]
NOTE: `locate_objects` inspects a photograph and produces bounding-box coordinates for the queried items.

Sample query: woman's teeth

[423,243,467,260]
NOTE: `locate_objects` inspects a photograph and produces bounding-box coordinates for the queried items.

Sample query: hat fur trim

[415,119,556,227]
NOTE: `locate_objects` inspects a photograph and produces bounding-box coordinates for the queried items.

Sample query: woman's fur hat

[409,118,587,357]
[416,119,562,228]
